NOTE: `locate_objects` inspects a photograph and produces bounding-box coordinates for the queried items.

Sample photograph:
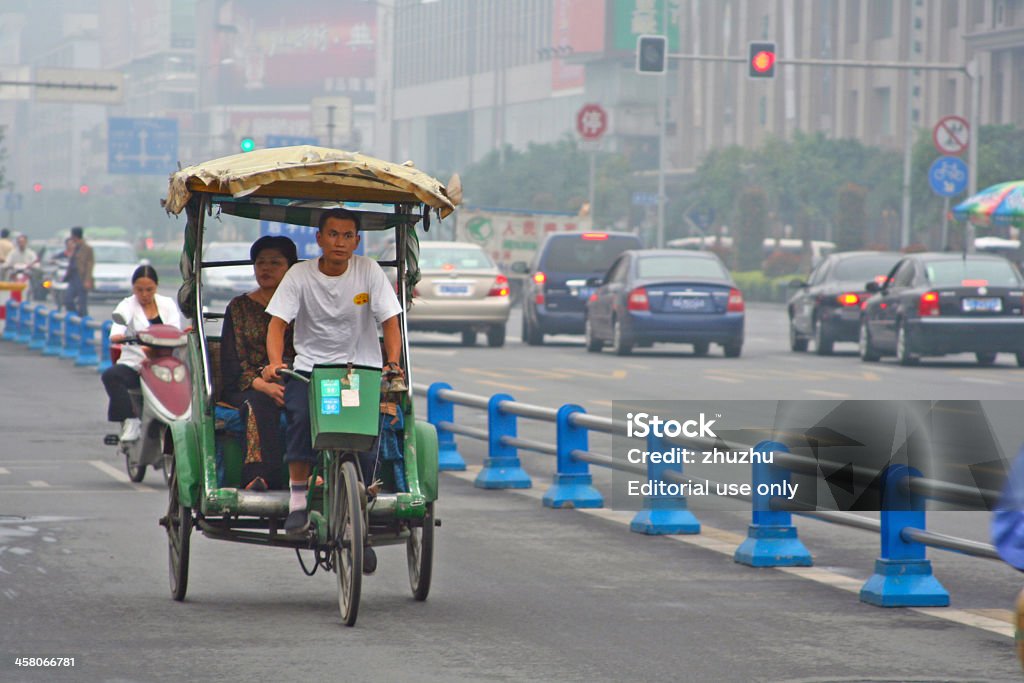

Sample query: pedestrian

[0,228,13,266]
[64,226,94,317]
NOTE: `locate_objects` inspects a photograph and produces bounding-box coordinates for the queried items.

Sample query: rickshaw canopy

[165,146,459,218]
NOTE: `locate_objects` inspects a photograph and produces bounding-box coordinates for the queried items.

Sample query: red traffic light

[32,182,42,192]
[79,184,90,195]
[752,50,775,73]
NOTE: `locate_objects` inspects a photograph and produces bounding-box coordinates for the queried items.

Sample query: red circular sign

[576,104,608,141]
[932,115,970,155]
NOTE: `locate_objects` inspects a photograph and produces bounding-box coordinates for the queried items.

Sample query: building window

[944,0,959,28]
[873,86,892,137]
[869,0,893,39]
[846,0,861,42]
[971,0,986,24]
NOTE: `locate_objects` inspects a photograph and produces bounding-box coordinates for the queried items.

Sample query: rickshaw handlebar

[277,368,310,384]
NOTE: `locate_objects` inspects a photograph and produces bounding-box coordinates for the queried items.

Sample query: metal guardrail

[416,380,1008,609]
[3,300,114,373]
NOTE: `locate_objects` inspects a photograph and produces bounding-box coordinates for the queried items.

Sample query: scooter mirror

[112,312,127,325]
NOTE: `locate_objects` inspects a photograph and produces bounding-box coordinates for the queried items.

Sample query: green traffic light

[240,137,255,152]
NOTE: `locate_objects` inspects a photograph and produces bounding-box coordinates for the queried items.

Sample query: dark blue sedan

[584,249,745,356]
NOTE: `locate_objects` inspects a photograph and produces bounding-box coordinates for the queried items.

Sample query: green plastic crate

[308,365,382,451]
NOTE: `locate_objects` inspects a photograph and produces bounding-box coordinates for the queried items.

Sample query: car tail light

[488,274,509,297]
[962,279,988,287]
[588,293,598,303]
[727,288,745,312]
[627,287,650,311]
[535,293,545,305]
[837,292,860,307]
[581,233,608,241]
[919,291,940,316]
[533,271,546,285]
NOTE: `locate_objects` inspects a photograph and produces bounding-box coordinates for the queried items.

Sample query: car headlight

[172,365,187,383]
[152,365,173,382]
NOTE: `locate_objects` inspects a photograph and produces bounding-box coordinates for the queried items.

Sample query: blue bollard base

[630,507,700,535]
[474,457,532,489]
[734,524,813,567]
[542,473,603,509]
[437,446,467,472]
[42,346,62,357]
[859,558,950,607]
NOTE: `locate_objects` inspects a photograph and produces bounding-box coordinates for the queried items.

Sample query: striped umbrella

[952,180,1024,229]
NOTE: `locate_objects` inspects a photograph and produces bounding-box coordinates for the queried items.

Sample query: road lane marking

[704,374,742,384]
[957,377,1005,385]
[408,347,458,357]
[476,380,535,393]
[0,468,9,475]
[564,368,627,380]
[465,368,514,379]
[27,481,50,488]
[87,460,154,492]
[805,389,850,398]
[442,466,1013,641]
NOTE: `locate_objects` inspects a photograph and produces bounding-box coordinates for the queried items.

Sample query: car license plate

[437,283,470,296]
[576,286,594,300]
[962,297,1002,313]
[670,296,708,311]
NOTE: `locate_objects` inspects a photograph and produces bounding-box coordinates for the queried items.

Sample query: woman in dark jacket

[220,236,297,490]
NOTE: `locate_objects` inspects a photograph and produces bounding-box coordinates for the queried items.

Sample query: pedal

[434,518,442,527]
[104,434,119,446]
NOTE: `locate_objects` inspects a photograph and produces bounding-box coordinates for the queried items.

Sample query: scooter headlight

[172,365,187,383]
[152,365,173,382]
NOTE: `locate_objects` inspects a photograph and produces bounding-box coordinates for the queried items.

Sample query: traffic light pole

[667,52,975,250]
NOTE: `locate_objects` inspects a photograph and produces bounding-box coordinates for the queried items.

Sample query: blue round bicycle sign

[928,156,968,197]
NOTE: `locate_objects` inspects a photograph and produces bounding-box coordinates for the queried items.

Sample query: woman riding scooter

[101,265,184,441]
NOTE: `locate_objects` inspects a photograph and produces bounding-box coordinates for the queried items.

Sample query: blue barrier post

[427,382,466,471]
[542,404,603,509]
[734,441,813,567]
[61,314,80,359]
[3,300,20,341]
[28,305,48,350]
[76,317,99,366]
[475,393,532,489]
[630,432,701,534]
[860,465,949,607]
[16,301,33,344]
[43,310,64,356]
[98,321,113,374]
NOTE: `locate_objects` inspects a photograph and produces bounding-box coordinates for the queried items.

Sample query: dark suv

[520,231,643,345]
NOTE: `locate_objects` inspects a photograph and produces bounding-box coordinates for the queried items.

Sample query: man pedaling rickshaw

[260,209,406,566]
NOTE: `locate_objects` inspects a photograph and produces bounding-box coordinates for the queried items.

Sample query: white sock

[289,481,308,512]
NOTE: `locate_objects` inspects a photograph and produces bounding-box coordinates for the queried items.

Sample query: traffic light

[748,41,777,79]
[32,182,42,193]
[636,35,667,74]
[78,184,90,195]
[239,136,256,153]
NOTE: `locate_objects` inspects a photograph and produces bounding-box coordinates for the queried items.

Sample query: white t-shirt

[265,255,403,372]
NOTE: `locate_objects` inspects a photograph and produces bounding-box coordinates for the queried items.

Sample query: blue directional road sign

[928,156,968,197]
[108,117,179,175]
[265,134,319,148]
[632,191,659,207]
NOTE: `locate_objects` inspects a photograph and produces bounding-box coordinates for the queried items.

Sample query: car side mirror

[788,279,806,289]
[865,281,880,293]
[585,276,603,287]
[509,261,528,274]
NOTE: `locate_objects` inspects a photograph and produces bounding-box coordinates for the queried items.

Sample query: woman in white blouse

[100,265,184,441]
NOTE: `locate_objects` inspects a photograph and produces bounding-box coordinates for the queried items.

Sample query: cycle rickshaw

[161,146,457,626]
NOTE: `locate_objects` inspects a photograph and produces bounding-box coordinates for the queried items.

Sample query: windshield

[636,255,728,280]
[420,247,494,270]
[543,235,640,272]
[93,244,137,264]
[925,258,1022,287]
[205,243,252,261]
[832,255,901,281]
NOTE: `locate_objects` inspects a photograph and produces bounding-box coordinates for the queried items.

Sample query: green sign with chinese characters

[612,0,681,52]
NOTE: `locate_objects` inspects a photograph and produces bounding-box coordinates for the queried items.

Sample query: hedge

[731,271,804,303]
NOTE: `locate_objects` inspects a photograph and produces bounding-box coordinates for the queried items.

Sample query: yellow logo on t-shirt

[353,292,370,305]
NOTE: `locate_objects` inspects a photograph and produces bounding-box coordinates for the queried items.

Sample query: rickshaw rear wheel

[407,502,434,601]
[165,460,192,601]
[330,458,363,626]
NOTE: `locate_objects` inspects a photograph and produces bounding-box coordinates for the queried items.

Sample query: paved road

[1,335,1021,682]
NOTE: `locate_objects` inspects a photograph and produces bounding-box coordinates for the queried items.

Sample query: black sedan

[584,249,744,357]
[788,251,901,355]
[859,253,1024,366]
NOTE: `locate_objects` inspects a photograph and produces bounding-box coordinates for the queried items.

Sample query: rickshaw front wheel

[329,458,363,626]
[165,460,192,601]
[407,502,435,601]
